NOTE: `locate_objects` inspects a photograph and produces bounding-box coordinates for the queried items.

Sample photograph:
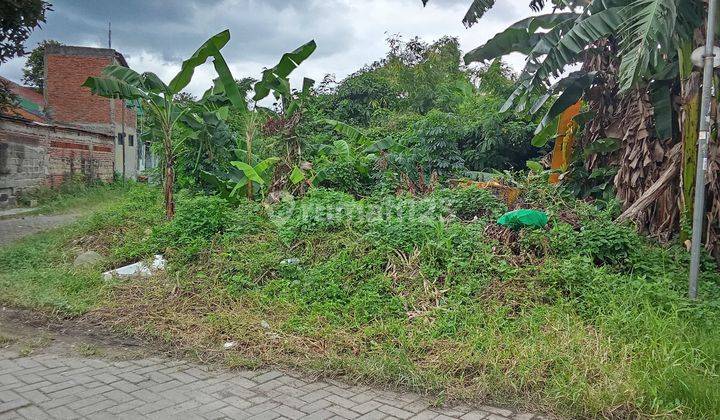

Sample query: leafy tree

[21,39,62,90]
[0,0,51,111]
[329,70,401,126]
[322,36,468,127]
[384,36,466,113]
[236,77,257,101]
[0,0,51,63]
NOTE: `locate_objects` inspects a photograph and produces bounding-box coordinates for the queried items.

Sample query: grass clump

[2,183,720,418]
[15,178,134,214]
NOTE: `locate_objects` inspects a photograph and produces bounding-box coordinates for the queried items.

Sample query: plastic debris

[102,254,166,281]
[497,209,548,230]
[224,341,238,350]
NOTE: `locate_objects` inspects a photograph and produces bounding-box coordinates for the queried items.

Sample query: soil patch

[0,307,147,360]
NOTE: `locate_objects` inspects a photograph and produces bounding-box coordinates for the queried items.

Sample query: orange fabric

[549,101,582,184]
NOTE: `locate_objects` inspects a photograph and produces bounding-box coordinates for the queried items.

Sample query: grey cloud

[39,0,355,63]
[0,0,527,94]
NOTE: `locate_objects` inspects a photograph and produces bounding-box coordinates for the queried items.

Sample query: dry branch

[617,143,682,222]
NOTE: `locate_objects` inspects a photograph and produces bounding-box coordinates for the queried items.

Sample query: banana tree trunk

[163,129,175,219]
[680,74,701,241]
[678,42,702,241]
[246,125,254,200]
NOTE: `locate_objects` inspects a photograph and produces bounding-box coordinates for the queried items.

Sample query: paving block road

[0,349,543,419]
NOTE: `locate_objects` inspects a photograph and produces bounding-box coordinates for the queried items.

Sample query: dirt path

[0,212,80,246]
[0,309,540,419]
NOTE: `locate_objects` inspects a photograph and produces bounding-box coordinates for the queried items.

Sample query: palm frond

[464,13,579,63]
[531,7,622,87]
[461,0,497,27]
[617,0,678,92]
[423,0,497,27]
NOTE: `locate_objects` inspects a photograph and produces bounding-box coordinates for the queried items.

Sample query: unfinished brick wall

[44,46,137,134]
[0,122,46,206]
[43,46,138,180]
[47,129,115,187]
[0,117,114,207]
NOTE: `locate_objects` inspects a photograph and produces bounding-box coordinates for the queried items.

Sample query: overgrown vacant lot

[1,183,719,419]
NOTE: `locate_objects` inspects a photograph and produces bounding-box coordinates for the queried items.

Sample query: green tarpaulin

[497,209,548,229]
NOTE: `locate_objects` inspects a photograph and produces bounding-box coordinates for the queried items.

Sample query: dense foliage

[158,35,543,203]
[5,9,720,418]
[0,0,51,63]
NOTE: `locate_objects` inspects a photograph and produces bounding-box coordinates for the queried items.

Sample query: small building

[0,45,149,208]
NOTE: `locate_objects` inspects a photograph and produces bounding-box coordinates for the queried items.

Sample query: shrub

[435,187,507,221]
[315,159,365,196]
[577,219,640,266]
[272,189,358,243]
[150,193,235,261]
[520,222,578,258]
[167,193,234,241]
[225,199,271,238]
[363,217,445,253]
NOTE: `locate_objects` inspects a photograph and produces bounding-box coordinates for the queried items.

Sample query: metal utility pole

[689,0,719,299]
[121,99,126,181]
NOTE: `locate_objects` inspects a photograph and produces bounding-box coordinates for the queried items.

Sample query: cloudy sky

[0,0,528,96]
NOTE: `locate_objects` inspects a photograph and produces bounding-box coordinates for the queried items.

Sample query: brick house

[0,45,148,207]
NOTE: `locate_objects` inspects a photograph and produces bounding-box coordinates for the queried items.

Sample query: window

[129,135,134,147]
[116,133,124,145]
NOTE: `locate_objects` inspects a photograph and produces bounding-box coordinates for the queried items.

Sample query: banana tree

[200,154,280,201]
[252,40,317,108]
[423,0,703,136]
[251,40,317,193]
[177,78,240,186]
[252,40,316,140]
[427,0,717,248]
[83,30,244,219]
[228,157,280,199]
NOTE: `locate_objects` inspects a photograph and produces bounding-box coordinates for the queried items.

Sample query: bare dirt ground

[0,308,148,361]
[0,212,80,246]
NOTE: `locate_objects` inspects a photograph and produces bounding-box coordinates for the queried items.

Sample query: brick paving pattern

[0,349,542,419]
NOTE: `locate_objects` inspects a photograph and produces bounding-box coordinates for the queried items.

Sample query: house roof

[0,76,45,122]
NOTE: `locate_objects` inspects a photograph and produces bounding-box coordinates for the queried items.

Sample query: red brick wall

[47,128,115,187]
[45,54,113,126]
[44,52,137,130]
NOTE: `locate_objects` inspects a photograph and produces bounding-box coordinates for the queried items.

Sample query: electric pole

[689,0,719,299]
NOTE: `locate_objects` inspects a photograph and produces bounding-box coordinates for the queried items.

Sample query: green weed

[2,184,720,418]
